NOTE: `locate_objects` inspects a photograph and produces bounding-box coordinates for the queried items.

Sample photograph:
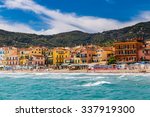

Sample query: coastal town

[0,37,150,73]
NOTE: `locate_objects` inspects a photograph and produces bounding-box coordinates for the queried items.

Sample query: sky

[0,0,150,35]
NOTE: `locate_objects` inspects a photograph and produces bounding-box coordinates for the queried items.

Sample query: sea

[0,73,150,100]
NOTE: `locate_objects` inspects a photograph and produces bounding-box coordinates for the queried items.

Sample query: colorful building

[1,47,10,66]
[114,38,144,63]
[45,50,53,65]
[18,48,31,66]
[30,55,45,67]
[93,47,114,64]
[5,47,20,66]
[79,45,97,63]
[64,55,82,64]
[52,47,70,65]
[138,41,150,61]
[0,39,148,68]
[29,46,48,56]
[0,48,5,66]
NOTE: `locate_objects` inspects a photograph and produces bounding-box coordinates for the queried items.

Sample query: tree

[107,56,116,65]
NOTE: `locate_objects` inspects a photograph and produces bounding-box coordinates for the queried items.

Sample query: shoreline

[0,69,150,74]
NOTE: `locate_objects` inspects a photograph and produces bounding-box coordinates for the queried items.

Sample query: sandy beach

[0,69,150,73]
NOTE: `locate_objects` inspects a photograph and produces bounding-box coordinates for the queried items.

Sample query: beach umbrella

[141,61,146,64]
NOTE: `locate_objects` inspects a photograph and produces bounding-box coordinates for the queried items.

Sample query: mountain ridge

[0,21,150,48]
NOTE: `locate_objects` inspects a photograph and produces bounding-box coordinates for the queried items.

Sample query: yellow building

[73,56,82,64]
[52,47,70,65]
[94,47,114,65]
[46,49,53,65]
[29,47,43,56]
[63,55,82,64]
[29,46,49,56]
[18,48,31,66]
[42,47,49,55]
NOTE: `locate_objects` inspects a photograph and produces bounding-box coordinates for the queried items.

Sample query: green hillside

[0,21,150,48]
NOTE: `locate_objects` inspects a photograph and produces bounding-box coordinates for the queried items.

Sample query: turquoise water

[0,73,150,100]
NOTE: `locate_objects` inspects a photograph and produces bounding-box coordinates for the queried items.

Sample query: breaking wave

[82,81,111,87]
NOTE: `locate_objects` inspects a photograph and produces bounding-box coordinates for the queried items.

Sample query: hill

[0,21,150,48]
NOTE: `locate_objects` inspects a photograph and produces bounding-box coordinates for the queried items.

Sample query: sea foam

[82,81,111,87]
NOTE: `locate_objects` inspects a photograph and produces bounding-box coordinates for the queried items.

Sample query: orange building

[114,38,143,63]
[79,45,97,63]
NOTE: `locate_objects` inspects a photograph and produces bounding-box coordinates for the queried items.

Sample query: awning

[69,64,88,67]
[0,65,4,67]
[61,63,70,66]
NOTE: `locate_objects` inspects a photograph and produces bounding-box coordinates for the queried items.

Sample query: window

[124,45,126,49]
[133,45,135,48]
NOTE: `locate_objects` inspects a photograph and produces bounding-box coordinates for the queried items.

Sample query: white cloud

[0,0,150,35]
[0,17,40,33]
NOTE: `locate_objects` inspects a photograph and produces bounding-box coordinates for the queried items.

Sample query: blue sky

[0,0,150,35]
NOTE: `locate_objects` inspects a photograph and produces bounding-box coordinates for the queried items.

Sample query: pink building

[6,47,20,66]
[138,41,150,61]
[30,55,45,66]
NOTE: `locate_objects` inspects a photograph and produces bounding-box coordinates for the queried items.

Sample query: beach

[0,68,150,73]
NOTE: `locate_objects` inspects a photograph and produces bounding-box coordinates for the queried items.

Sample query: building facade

[93,47,114,64]
[114,38,143,63]
[0,48,5,66]
[138,41,150,61]
[52,47,70,65]
[30,55,45,67]
[5,47,19,66]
